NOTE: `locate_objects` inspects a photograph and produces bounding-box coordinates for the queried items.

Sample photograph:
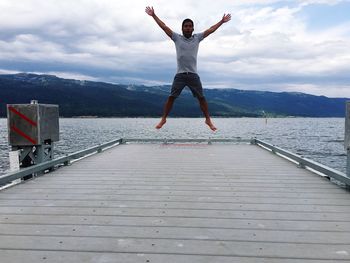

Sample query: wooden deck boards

[0,143,349,262]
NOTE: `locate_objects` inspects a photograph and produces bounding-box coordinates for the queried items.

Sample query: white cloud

[0,0,349,97]
[35,71,99,81]
[0,69,21,75]
[298,0,345,6]
[281,83,350,98]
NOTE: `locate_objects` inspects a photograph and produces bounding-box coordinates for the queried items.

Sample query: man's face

[182,22,194,38]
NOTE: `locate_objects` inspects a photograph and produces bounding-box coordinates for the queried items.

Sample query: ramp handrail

[0,138,124,186]
[251,138,350,188]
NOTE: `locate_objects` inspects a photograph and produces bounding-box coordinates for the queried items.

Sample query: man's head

[182,18,194,38]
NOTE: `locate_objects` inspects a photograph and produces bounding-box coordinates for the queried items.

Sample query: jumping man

[145,6,231,131]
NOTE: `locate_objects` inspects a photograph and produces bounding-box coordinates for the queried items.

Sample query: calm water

[0,117,346,175]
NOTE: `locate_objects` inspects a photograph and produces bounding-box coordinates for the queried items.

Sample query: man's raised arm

[145,6,173,38]
[203,14,231,39]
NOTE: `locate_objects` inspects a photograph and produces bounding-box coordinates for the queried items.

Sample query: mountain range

[0,73,348,117]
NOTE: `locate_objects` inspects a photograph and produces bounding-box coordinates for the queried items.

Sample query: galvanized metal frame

[251,138,350,188]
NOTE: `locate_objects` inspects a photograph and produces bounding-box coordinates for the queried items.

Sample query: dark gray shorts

[170,72,204,99]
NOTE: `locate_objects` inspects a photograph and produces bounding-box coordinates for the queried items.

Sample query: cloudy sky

[1,0,350,98]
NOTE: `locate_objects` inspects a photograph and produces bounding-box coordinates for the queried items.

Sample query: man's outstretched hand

[222,14,231,23]
[145,6,155,17]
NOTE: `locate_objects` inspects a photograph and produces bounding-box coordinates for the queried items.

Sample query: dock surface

[0,143,350,262]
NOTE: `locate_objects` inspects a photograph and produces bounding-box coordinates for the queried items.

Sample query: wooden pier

[0,142,350,262]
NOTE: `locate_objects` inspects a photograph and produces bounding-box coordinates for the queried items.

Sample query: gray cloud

[0,0,349,97]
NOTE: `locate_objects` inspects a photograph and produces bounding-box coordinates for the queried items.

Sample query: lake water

[0,117,347,175]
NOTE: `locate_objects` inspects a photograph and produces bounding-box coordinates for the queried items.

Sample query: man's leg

[198,97,217,131]
[156,73,185,129]
[187,73,217,131]
[156,96,176,129]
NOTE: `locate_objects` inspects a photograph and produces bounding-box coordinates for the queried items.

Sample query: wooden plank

[0,199,350,213]
[0,250,342,263]
[0,206,349,221]
[3,187,347,196]
[1,214,350,232]
[0,235,349,260]
[1,224,350,244]
[17,180,336,187]
[1,191,348,200]
[1,195,350,206]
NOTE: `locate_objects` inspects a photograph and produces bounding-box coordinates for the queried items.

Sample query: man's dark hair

[182,18,194,28]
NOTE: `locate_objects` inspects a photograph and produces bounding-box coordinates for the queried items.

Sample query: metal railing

[251,138,350,188]
[0,138,123,186]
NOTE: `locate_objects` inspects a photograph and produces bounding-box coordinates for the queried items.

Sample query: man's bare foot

[205,119,217,131]
[156,118,166,129]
